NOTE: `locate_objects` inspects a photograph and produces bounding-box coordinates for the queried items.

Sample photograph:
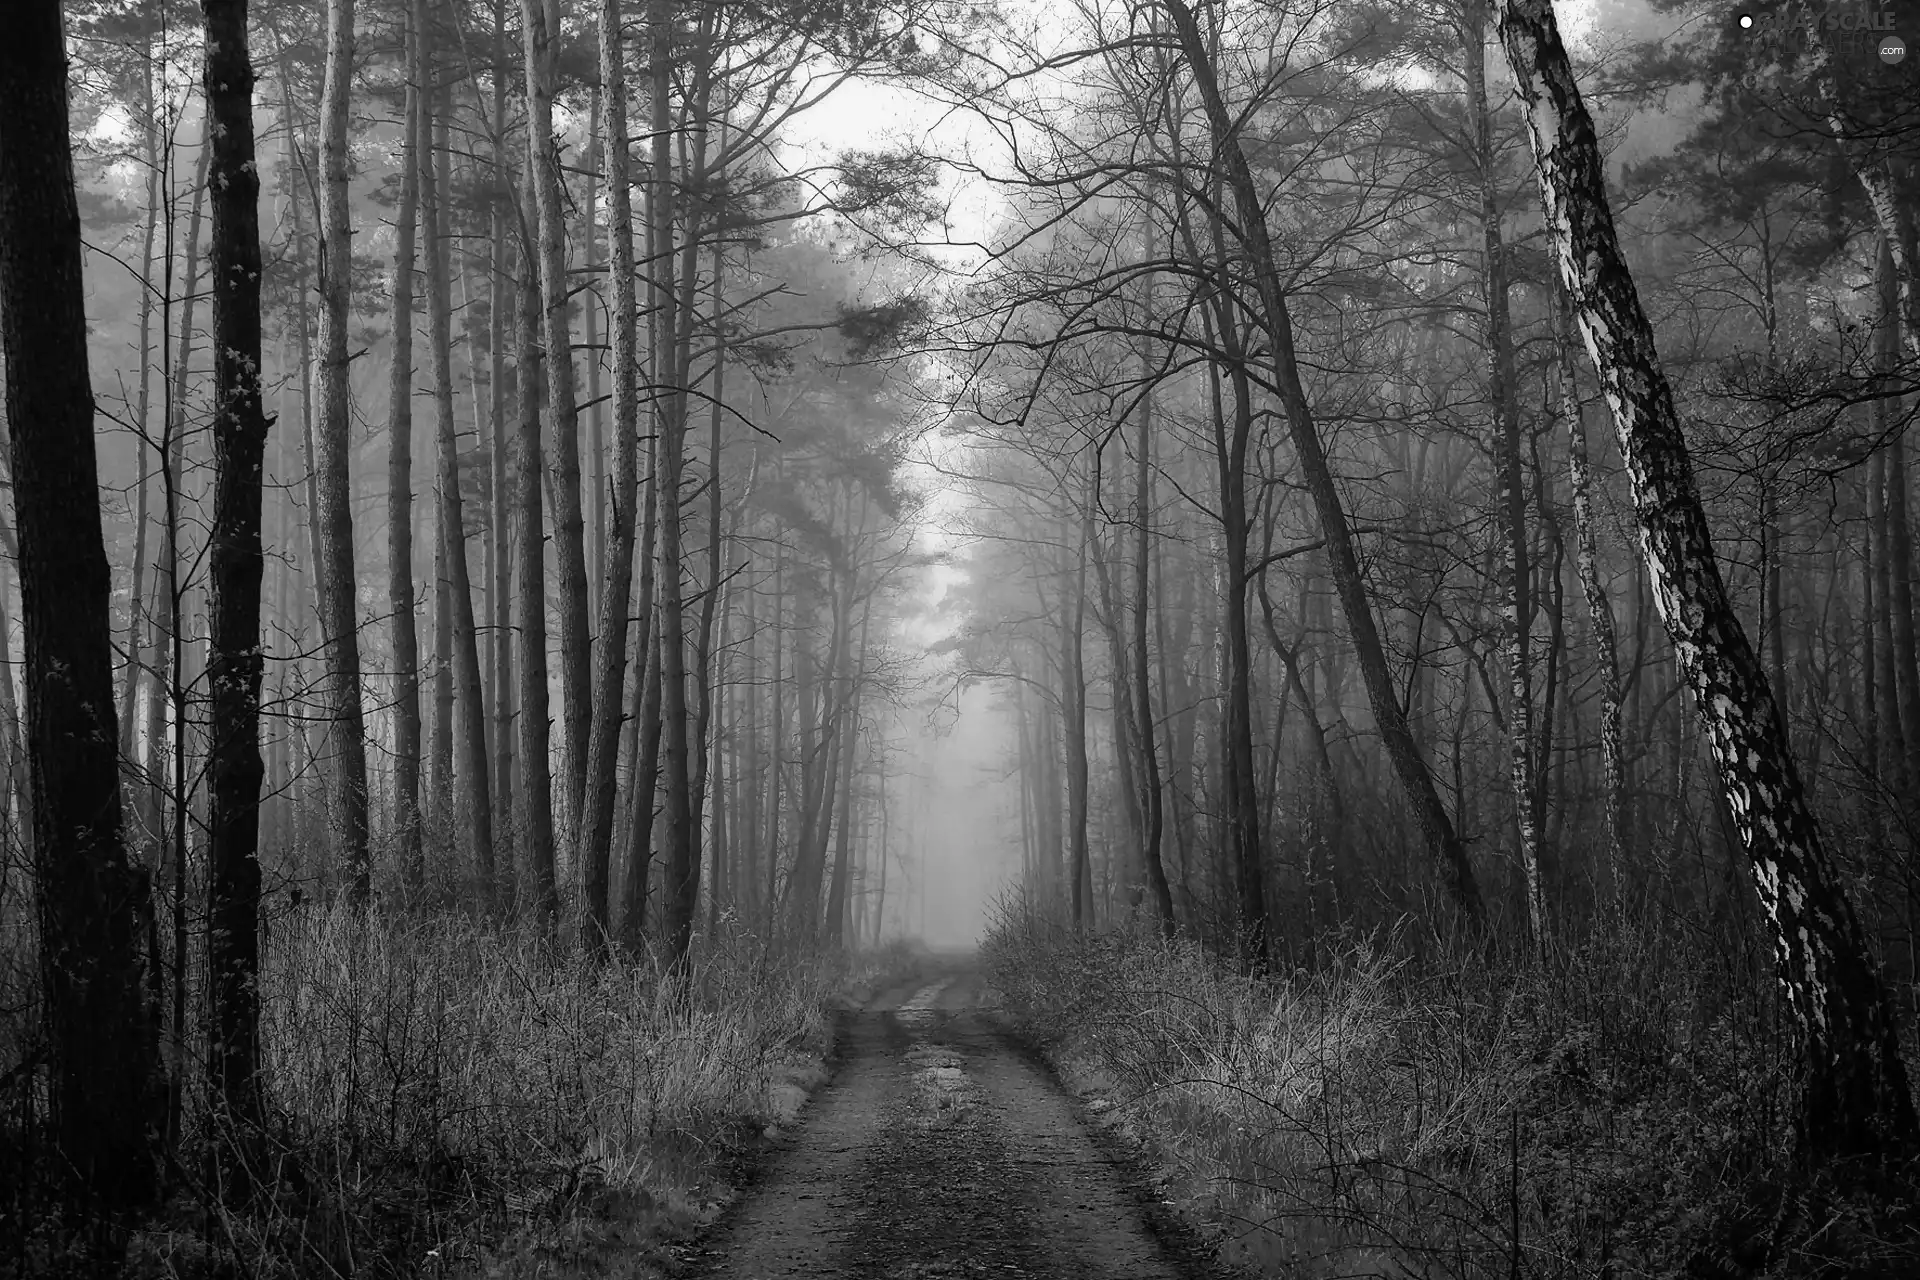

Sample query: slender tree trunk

[1554,288,1627,911]
[586,85,606,619]
[1215,351,1267,969]
[763,544,784,937]
[1873,453,1909,806]
[826,601,871,947]
[1132,372,1174,936]
[489,0,516,913]
[423,51,494,908]
[621,625,664,951]
[0,0,165,1208]
[159,79,215,1160]
[514,153,558,922]
[652,0,699,971]
[149,135,210,901]
[1466,0,1543,944]
[315,0,371,902]
[1066,468,1093,933]
[1862,459,1884,816]
[121,51,162,768]
[427,436,451,846]
[578,0,640,954]
[387,0,425,892]
[1877,237,1920,796]
[1499,0,1920,1163]
[201,0,271,1190]
[521,0,591,836]
[0,553,28,852]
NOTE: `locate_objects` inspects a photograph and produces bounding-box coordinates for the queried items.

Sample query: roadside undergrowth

[4,901,916,1279]
[982,902,1920,1280]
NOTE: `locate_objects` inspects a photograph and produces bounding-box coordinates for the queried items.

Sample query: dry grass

[2,898,917,1279]
[983,902,1920,1280]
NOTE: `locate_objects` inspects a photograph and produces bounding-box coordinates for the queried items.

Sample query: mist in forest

[12,0,1920,1274]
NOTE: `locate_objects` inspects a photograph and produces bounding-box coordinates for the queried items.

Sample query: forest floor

[660,961,1239,1280]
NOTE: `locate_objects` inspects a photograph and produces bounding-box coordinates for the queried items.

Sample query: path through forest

[678,963,1232,1280]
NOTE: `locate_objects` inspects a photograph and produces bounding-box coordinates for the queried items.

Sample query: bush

[983,901,1920,1279]
[3,898,907,1278]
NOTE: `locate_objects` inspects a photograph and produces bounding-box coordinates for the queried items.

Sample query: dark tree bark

[1132,377,1174,936]
[652,0,698,971]
[1065,466,1093,933]
[1499,0,1920,1164]
[315,0,371,902]
[423,50,494,907]
[825,602,872,946]
[1875,236,1920,799]
[579,0,640,954]
[513,154,558,922]
[521,0,591,835]
[488,3,516,914]
[387,0,425,892]
[200,0,270,1189]
[0,0,165,1210]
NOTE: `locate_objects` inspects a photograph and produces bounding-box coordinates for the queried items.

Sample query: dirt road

[682,963,1230,1280]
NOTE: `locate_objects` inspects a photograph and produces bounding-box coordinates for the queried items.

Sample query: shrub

[983,900,1920,1279]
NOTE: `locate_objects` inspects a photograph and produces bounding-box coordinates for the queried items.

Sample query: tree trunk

[1065,469,1093,933]
[387,0,425,892]
[1554,287,1627,912]
[489,0,516,913]
[825,600,871,947]
[1499,0,1920,1163]
[1213,346,1268,969]
[1873,448,1908,800]
[423,52,494,908]
[586,84,606,623]
[315,0,371,902]
[120,48,162,768]
[578,0,640,953]
[150,134,210,908]
[1466,0,1543,945]
[1877,237,1920,796]
[0,0,165,1208]
[621,625,664,950]
[201,0,271,1189]
[652,0,698,971]
[521,0,591,836]
[514,154,559,922]
[1132,371,1175,936]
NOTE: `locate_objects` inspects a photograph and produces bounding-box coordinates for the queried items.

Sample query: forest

[2,0,1919,1275]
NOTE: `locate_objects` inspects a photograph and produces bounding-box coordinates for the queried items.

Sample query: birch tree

[1498,0,1920,1163]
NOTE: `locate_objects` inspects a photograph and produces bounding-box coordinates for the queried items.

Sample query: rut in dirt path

[685,965,1230,1280]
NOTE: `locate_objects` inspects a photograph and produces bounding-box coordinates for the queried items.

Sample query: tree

[652,0,698,971]
[315,0,371,902]
[1498,0,1920,1164]
[578,0,640,955]
[521,0,591,841]
[420,2,492,905]
[386,0,425,893]
[201,0,271,1190]
[0,0,165,1211]
[513,148,559,923]
[1462,0,1545,945]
